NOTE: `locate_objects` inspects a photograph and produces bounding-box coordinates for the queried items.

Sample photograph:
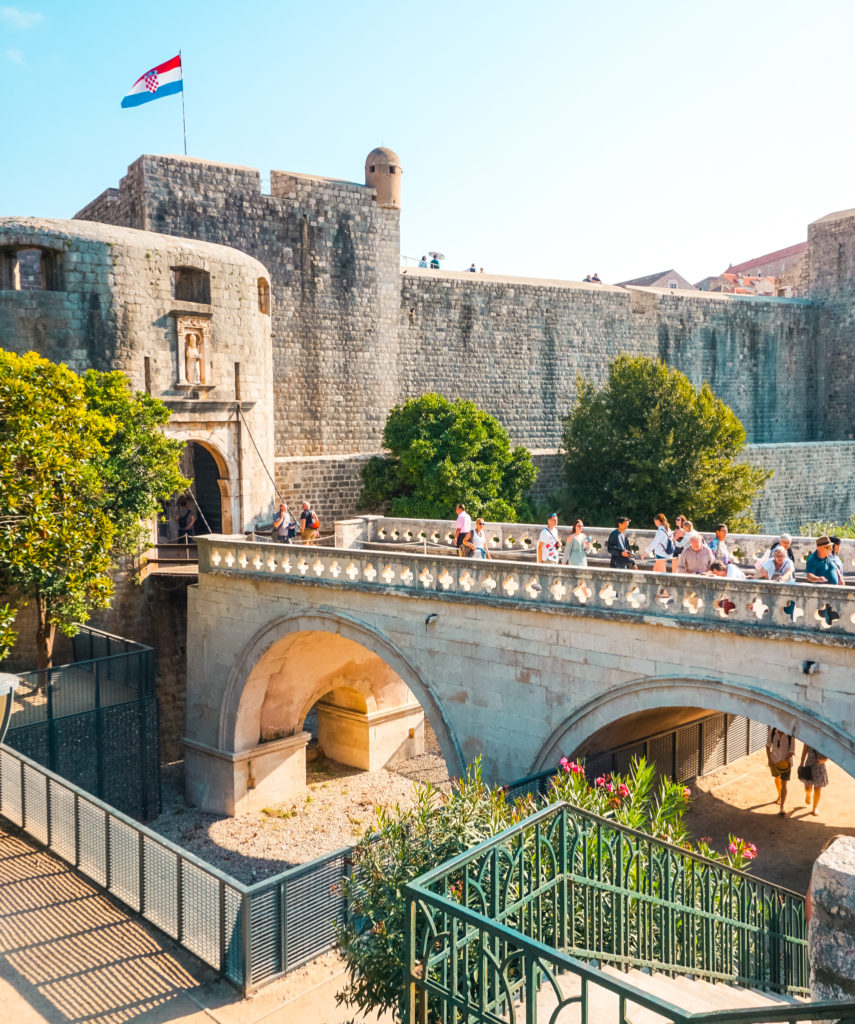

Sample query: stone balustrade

[334,514,855,570]
[199,535,855,642]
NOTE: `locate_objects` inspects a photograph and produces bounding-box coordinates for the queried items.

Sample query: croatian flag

[121,55,183,108]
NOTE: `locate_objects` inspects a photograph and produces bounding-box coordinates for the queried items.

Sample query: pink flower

[573,764,585,774]
[559,757,569,767]
[595,776,606,787]
[606,782,615,793]
[683,788,691,800]
[728,842,738,854]
[618,783,629,797]
[745,843,757,860]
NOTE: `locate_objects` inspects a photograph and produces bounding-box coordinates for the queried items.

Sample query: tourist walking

[273,501,296,543]
[563,519,592,567]
[607,516,635,569]
[299,500,320,545]
[537,512,561,564]
[454,503,473,556]
[766,726,796,816]
[646,513,673,573]
[799,744,830,816]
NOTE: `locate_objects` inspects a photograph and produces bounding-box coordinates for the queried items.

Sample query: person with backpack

[300,500,320,545]
[273,501,297,543]
[646,513,673,573]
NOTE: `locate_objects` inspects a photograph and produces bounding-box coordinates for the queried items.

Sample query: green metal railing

[405,802,855,1023]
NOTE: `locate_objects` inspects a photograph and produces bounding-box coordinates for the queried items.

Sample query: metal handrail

[403,884,855,1023]
[405,802,817,1023]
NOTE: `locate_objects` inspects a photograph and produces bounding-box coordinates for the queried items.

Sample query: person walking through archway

[766,726,796,816]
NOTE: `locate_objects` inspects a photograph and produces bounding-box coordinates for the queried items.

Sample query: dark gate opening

[184,441,223,534]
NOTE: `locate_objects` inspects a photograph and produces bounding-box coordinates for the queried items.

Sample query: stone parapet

[198,534,855,644]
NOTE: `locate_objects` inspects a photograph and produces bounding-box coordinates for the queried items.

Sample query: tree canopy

[560,356,769,531]
[0,350,187,667]
[359,393,537,522]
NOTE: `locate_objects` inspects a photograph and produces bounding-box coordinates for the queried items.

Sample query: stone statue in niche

[185,332,202,384]
[174,314,212,388]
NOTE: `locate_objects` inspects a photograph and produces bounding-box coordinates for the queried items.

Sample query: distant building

[617,270,696,291]
[697,241,809,297]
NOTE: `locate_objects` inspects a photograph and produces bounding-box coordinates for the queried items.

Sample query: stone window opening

[389,166,396,173]
[257,277,270,315]
[172,266,211,304]
[0,246,64,291]
[369,165,375,173]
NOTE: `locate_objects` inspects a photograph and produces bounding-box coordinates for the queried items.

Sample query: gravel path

[146,727,450,884]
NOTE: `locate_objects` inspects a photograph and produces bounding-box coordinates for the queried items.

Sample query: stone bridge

[185,520,855,815]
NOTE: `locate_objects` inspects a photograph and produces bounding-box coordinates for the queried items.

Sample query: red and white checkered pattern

[143,71,159,93]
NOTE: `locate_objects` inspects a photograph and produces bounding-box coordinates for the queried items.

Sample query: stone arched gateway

[534,675,855,780]
[185,608,463,815]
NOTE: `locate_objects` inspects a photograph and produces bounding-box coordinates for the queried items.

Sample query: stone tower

[365,147,402,209]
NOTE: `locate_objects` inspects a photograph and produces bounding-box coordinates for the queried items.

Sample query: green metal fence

[0,744,349,995]
[404,803,855,1023]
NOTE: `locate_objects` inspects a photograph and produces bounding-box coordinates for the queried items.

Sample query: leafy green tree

[0,351,187,668]
[560,356,769,531]
[359,393,537,522]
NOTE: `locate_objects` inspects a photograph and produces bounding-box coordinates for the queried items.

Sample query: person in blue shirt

[829,535,846,584]
[805,536,841,585]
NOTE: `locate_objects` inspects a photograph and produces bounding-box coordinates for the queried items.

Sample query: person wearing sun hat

[805,536,842,585]
[537,512,561,564]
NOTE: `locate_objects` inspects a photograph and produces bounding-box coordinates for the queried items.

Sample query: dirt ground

[685,747,855,894]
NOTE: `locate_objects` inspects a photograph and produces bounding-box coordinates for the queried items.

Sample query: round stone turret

[365,147,402,209]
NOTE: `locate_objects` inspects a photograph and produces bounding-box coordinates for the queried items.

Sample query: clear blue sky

[3,1,854,284]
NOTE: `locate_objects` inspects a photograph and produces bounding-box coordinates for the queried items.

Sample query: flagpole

[180,49,187,155]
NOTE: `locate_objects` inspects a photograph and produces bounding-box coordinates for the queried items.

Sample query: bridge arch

[534,675,855,780]
[219,609,465,776]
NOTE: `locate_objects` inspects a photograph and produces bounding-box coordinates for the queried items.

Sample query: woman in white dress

[563,519,592,567]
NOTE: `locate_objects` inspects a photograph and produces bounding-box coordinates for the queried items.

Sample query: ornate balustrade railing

[404,803,855,1024]
[200,537,855,640]
[336,515,855,571]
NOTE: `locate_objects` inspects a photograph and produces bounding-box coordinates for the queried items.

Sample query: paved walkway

[0,824,390,1024]
[686,748,855,893]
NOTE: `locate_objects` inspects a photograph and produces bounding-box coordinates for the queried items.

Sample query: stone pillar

[315,700,424,771]
[335,514,381,549]
[809,835,855,1000]
[183,732,310,816]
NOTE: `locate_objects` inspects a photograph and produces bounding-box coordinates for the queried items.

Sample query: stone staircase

[528,964,803,1022]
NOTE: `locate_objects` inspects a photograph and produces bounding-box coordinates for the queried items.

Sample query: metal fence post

[241,892,252,995]
[104,809,111,890]
[19,756,25,829]
[279,881,288,973]
[138,830,146,917]
[177,855,184,943]
[94,660,104,800]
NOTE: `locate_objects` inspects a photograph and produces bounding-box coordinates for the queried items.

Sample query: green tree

[0,351,187,668]
[560,356,769,531]
[359,393,537,522]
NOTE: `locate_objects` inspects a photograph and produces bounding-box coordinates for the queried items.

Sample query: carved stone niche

[172,312,214,393]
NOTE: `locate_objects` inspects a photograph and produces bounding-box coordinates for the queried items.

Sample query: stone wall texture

[0,216,274,531]
[809,835,855,1000]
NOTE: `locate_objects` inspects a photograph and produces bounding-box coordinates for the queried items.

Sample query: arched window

[257,277,270,315]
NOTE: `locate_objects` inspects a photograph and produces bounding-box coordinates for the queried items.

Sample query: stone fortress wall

[0,216,274,533]
[45,151,855,532]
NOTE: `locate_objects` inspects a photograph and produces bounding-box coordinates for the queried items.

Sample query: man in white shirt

[754,545,795,582]
[454,503,473,556]
[537,512,561,564]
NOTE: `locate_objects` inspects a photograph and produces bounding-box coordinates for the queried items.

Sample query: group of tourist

[528,511,847,584]
[272,500,320,545]
[766,727,831,817]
